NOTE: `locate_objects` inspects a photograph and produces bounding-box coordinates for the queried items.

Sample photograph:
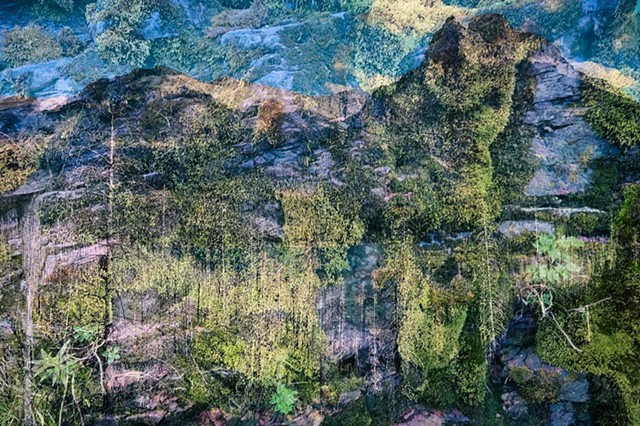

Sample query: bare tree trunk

[21,195,43,426]
[101,104,117,417]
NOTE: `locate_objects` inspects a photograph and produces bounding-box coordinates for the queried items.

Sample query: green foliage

[322,388,402,426]
[384,169,445,235]
[456,228,511,345]
[585,80,640,148]
[33,341,79,387]
[73,325,98,343]
[95,29,150,67]
[1,25,62,67]
[0,142,40,193]
[281,186,364,249]
[398,282,468,371]
[527,235,584,285]
[270,384,298,414]
[490,67,537,204]
[323,397,372,426]
[260,0,373,16]
[115,248,327,391]
[351,20,423,91]
[192,329,245,371]
[86,0,181,66]
[381,240,488,407]
[372,16,538,231]
[612,184,640,251]
[11,11,637,420]
[281,186,364,280]
[103,345,120,364]
[37,265,108,339]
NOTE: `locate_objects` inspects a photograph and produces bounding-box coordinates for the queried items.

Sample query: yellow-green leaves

[270,384,298,415]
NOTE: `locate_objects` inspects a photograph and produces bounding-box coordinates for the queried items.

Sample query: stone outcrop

[523,43,617,197]
[495,311,593,425]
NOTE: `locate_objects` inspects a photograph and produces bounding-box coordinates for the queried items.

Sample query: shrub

[280,186,365,280]
[1,25,62,67]
[0,142,39,193]
[381,241,482,407]
[86,0,178,66]
[509,366,562,403]
[612,184,640,251]
[536,186,640,424]
[95,29,150,67]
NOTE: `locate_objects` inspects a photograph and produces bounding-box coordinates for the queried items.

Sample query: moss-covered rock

[584,79,640,148]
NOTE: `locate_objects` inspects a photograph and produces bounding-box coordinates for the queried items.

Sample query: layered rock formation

[1,13,639,424]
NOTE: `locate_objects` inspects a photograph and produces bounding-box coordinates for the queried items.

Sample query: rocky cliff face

[0,13,639,425]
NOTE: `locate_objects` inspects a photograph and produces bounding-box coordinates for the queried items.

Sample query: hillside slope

[1,13,640,425]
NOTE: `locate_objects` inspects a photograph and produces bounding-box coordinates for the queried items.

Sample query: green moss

[563,212,601,236]
[322,387,402,426]
[0,238,11,273]
[381,239,491,408]
[383,168,445,234]
[193,330,246,371]
[612,184,640,249]
[280,186,364,281]
[372,16,540,231]
[509,367,562,403]
[323,397,372,426]
[1,25,62,67]
[584,80,640,148]
[0,141,40,194]
[491,63,537,204]
[398,283,468,372]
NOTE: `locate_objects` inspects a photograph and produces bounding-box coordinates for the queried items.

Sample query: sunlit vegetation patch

[367,0,468,34]
[367,15,540,230]
[109,246,328,410]
[3,8,640,423]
